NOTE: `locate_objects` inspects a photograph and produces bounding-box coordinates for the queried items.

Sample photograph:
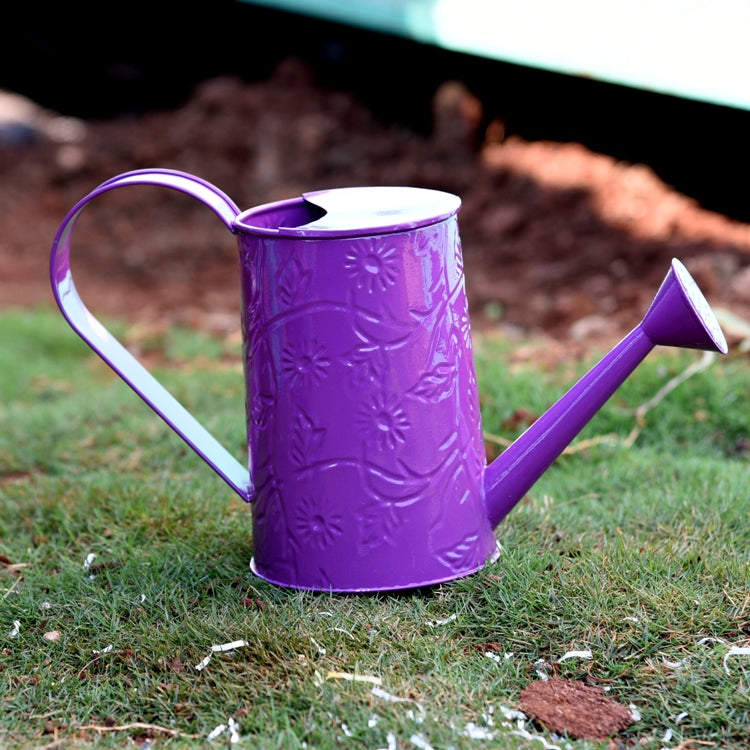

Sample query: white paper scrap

[371,687,425,716]
[675,711,689,724]
[228,717,240,744]
[368,715,379,728]
[83,553,96,570]
[557,649,593,663]
[311,637,327,656]
[427,613,457,627]
[629,704,642,722]
[196,654,212,671]
[663,658,686,669]
[533,659,551,681]
[463,722,495,739]
[410,734,434,750]
[9,620,20,638]
[498,706,527,722]
[211,640,249,652]
[485,652,502,663]
[341,723,353,737]
[327,671,382,685]
[508,727,561,749]
[207,724,227,740]
[723,646,750,674]
[207,718,240,743]
[661,728,673,743]
[377,732,397,750]
[197,639,249,671]
[372,687,408,703]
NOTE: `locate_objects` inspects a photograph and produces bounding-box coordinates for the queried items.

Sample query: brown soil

[2,58,750,351]
[519,677,634,740]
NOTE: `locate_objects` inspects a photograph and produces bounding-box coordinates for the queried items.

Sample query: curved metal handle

[49,169,252,501]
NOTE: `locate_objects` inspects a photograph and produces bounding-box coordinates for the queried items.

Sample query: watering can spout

[482,258,728,529]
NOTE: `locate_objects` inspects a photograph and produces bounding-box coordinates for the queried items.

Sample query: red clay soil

[2,60,750,352]
[519,677,634,741]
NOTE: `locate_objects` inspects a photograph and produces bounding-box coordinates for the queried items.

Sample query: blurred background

[2,0,750,342]
[3,0,749,220]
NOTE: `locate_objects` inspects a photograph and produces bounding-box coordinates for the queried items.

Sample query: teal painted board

[239,0,750,111]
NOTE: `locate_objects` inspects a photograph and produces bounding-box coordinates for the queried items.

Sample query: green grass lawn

[1,308,748,748]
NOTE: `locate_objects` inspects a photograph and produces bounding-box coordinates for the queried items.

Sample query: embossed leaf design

[251,393,275,430]
[355,500,401,555]
[408,228,449,316]
[465,378,482,439]
[342,343,388,386]
[413,226,436,258]
[353,305,416,347]
[436,534,480,573]
[364,462,429,507]
[291,410,326,469]
[452,303,473,351]
[454,238,464,275]
[253,482,289,558]
[240,246,257,273]
[446,462,472,505]
[279,254,312,307]
[407,362,457,403]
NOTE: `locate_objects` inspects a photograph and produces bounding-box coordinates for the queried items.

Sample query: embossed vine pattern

[239,219,490,588]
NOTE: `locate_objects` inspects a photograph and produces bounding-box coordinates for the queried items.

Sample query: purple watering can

[50,169,728,592]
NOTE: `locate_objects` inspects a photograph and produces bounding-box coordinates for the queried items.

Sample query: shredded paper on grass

[195,639,249,671]
[327,670,382,685]
[723,645,750,674]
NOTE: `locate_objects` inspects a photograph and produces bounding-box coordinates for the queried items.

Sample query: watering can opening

[235,196,327,234]
[236,185,461,238]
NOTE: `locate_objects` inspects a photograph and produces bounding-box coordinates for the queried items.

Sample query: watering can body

[50,170,728,592]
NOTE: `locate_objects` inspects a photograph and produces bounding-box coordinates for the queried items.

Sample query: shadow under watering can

[50,169,728,592]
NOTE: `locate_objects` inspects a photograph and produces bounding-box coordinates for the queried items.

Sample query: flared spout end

[482,258,728,530]
[642,258,727,354]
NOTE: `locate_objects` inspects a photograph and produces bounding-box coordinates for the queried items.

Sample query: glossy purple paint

[50,169,728,592]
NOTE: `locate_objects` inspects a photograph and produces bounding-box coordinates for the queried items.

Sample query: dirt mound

[3,60,750,348]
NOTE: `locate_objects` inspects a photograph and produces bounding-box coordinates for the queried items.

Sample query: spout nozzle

[642,259,727,354]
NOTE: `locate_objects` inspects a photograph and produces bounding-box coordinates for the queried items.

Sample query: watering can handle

[49,169,253,501]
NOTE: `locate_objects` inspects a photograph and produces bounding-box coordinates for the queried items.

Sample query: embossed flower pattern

[295,497,343,551]
[281,340,331,388]
[344,242,399,292]
[357,393,410,451]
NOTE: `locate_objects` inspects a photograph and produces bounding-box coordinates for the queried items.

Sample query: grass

[1,307,748,748]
